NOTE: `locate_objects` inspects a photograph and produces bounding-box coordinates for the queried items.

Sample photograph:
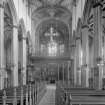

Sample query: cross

[45,26,59,42]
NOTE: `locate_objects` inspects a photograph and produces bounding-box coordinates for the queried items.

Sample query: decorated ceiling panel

[30,0,74,14]
[32,6,71,20]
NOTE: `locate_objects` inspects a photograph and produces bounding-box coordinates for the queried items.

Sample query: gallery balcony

[29,51,72,63]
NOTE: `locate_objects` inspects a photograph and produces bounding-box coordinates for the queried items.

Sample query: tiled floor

[38,85,56,105]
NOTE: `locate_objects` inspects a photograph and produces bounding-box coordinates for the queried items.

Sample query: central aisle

[38,85,56,105]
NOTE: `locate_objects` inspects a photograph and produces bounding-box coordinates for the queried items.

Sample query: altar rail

[56,82,105,105]
[0,81,46,105]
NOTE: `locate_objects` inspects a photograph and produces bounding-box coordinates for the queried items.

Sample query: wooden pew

[64,88,105,105]
[0,81,46,105]
[56,83,105,105]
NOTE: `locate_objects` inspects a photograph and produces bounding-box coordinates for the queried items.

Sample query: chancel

[0,0,105,105]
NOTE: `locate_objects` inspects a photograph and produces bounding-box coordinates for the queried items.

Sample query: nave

[0,81,105,105]
[1,0,105,105]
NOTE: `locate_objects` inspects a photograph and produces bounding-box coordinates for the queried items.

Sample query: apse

[35,19,69,57]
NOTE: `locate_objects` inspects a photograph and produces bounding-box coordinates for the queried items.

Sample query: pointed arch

[6,0,18,26]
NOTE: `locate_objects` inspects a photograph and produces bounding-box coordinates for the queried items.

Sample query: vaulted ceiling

[30,0,76,53]
[30,0,75,13]
[30,0,74,29]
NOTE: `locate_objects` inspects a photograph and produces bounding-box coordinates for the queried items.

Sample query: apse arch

[35,19,70,56]
[35,19,69,42]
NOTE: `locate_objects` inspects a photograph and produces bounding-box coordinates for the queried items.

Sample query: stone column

[0,0,5,89]
[58,64,59,81]
[81,26,89,87]
[76,38,81,85]
[77,69,81,86]
[68,61,70,84]
[74,48,77,85]
[22,36,27,85]
[85,33,89,87]
[62,63,64,83]
[13,26,18,86]
[34,31,37,56]
[93,5,103,90]
[81,67,89,87]
[79,70,81,86]
[35,34,39,56]
[44,64,47,81]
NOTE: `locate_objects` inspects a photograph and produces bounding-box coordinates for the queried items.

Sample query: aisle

[38,85,56,105]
